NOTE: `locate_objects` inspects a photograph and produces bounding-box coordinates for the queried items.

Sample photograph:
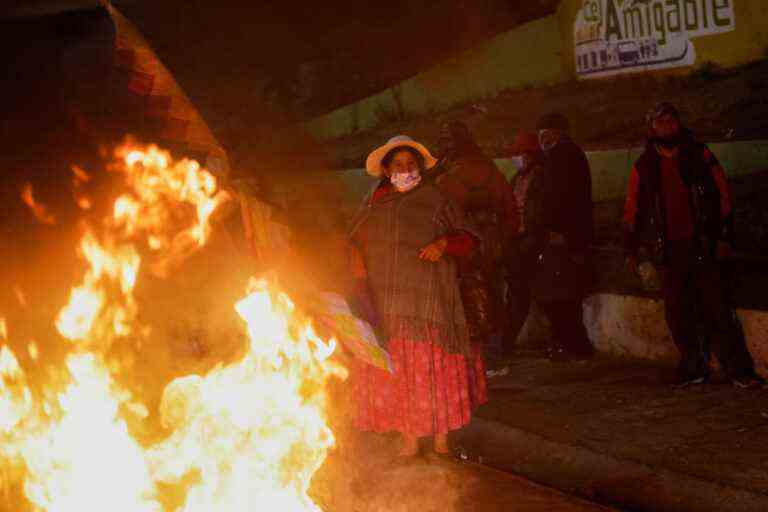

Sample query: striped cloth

[102,1,229,176]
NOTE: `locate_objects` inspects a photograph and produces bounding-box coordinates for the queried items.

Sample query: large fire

[1,144,345,511]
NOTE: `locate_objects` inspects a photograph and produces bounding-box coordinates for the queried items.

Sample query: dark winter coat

[523,137,594,302]
[542,136,594,252]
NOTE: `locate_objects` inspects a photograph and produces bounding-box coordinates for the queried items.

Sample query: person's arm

[702,146,734,257]
[419,230,478,262]
[703,147,732,220]
[554,150,592,251]
[488,170,520,238]
[539,151,566,245]
[622,164,642,273]
[421,199,481,262]
[504,184,520,238]
[350,242,367,279]
[347,235,380,326]
[444,230,479,257]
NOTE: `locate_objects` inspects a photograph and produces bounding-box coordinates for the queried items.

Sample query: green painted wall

[306,0,768,142]
[318,139,768,207]
[305,15,564,141]
[578,139,768,201]
[694,0,768,67]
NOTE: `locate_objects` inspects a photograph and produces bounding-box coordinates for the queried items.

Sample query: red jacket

[623,137,732,258]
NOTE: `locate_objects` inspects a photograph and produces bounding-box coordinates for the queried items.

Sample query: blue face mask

[511,156,525,170]
[390,170,421,192]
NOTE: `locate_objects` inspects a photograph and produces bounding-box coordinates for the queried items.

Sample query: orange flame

[148,279,344,511]
[14,287,27,307]
[1,142,344,511]
[71,166,93,210]
[71,165,91,183]
[20,183,56,225]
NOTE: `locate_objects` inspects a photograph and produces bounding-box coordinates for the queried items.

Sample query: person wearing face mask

[503,132,552,356]
[532,112,595,361]
[623,103,761,388]
[348,135,487,458]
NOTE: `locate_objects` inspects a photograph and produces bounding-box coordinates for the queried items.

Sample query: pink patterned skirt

[353,337,487,437]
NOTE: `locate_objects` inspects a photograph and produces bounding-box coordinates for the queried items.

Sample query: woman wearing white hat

[349,135,487,457]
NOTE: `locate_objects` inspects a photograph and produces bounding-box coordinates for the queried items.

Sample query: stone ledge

[518,293,768,375]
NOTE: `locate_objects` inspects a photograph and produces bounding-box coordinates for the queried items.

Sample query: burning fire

[1,143,345,511]
[20,182,56,225]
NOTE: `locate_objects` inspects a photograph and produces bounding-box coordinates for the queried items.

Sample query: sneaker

[673,373,707,388]
[546,345,594,362]
[731,374,764,389]
[545,345,569,362]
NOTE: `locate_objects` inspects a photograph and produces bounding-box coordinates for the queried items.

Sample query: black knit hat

[648,102,680,123]
[536,112,570,133]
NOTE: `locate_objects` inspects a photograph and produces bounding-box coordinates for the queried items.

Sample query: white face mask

[390,170,421,192]
[538,129,560,152]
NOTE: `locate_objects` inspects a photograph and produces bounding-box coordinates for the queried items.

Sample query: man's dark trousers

[663,240,754,378]
[505,250,593,358]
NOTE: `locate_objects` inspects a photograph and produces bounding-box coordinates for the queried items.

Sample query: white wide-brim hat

[365,135,438,177]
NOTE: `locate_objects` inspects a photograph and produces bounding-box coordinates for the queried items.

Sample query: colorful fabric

[353,337,487,436]
[234,182,292,269]
[103,2,228,174]
[307,292,392,373]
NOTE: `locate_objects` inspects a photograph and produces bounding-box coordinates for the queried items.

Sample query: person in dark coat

[533,113,595,360]
[431,120,518,351]
[623,103,761,388]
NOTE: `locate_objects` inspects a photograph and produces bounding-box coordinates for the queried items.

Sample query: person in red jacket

[623,103,760,388]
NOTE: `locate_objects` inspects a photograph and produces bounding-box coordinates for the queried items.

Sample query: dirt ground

[313,420,611,512]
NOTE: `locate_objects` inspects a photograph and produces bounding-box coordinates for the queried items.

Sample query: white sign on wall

[574,0,736,79]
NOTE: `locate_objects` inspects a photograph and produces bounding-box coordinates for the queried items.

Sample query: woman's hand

[419,237,448,262]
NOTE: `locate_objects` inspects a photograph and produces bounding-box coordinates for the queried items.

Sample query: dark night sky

[1,0,558,167]
[3,1,558,110]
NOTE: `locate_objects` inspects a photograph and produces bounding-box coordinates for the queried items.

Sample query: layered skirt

[353,337,487,437]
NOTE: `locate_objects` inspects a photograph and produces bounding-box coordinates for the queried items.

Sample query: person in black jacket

[533,113,595,361]
[623,103,760,388]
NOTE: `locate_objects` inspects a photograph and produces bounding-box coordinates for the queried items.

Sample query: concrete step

[460,418,768,512]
